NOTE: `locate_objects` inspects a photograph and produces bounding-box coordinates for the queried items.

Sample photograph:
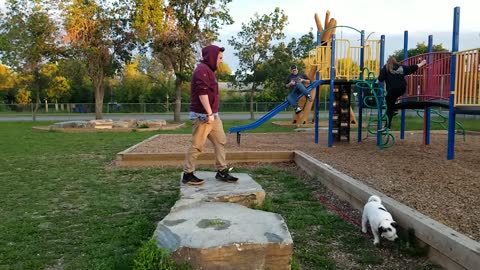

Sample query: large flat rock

[179,171,265,207]
[153,201,293,270]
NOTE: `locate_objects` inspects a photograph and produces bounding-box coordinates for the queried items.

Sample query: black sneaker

[215,167,239,183]
[182,172,205,185]
[307,95,313,102]
[295,107,302,114]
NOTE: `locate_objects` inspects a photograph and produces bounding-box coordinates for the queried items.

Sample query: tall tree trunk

[32,92,40,121]
[94,73,105,120]
[32,69,40,121]
[174,75,182,122]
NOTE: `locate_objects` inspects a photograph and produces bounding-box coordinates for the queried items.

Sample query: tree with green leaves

[63,0,135,119]
[391,42,448,61]
[287,31,316,59]
[40,63,71,110]
[0,0,61,119]
[134,0,233,121]
[217,62,233,81]
[0,64,15,91]
[57,57,93,103]
[228,7,288,119]
[259,32,316,102]
[115,57,150,103]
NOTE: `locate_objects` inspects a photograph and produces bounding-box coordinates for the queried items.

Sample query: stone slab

[179,171,265,207]
[153,201,293,270]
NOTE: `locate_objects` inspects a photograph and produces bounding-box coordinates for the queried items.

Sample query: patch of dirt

[133,130,480,243]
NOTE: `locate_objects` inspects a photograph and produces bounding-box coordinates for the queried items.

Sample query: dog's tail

[368,195,381,203]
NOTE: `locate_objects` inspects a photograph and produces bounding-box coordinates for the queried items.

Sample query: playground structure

[229,7,479,160]
[230,10,380,141]
[355,7,479,159]
[294,11,364,125]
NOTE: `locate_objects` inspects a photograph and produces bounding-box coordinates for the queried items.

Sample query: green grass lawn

[0,122,173,269]
[0,120,466,269]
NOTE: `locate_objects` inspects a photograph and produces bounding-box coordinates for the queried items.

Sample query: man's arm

[286,75,295,87]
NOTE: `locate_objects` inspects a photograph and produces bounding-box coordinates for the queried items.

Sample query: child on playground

[376,57,427,131]
[286,65,312,114]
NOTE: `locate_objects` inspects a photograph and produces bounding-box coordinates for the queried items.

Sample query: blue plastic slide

[229,80,322,135]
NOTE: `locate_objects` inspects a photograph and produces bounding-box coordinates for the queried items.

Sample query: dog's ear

[391,222,398,228]
[378,226,386,235]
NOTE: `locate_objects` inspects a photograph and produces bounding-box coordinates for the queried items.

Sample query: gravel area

[132,130,480,243]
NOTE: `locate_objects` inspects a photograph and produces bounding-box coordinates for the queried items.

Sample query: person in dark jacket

[377,56,426,130]
[286,65,312,114]
[182,45,238,185]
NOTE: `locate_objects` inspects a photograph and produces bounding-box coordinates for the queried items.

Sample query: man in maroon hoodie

[182,45,238,185]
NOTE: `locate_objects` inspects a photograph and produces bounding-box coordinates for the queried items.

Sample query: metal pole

[328,34,336,147]
[377,35,386,145]
[400,31,408,139]
[358,31,365,143]
[425,35,433,145]
[315,30,321,144]
[447,7,460,160]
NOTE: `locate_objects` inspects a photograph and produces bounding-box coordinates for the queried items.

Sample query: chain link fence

[0,101,333,115]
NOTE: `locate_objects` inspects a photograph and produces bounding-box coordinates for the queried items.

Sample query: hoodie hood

[201,45,224,71]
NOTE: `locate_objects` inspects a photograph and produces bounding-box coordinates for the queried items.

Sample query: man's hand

[418,59,427,67]
[206,114,214,124]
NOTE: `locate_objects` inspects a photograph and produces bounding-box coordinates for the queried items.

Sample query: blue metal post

[425,35,433,145]
[315,30,321,144]
[358,31,365,143]
[400,31,408,139]
[328,34,336,147]
[448,7,460,160]
[377,35,385,146]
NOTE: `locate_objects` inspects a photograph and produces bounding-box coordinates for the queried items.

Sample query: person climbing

[376,57,427,131]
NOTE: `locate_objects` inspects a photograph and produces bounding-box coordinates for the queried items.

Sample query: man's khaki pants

[183,118,227,173]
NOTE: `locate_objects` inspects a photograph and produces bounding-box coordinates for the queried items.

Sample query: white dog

[361,195,398,245]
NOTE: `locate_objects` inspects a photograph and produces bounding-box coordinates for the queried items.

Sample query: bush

[133,239,191,270]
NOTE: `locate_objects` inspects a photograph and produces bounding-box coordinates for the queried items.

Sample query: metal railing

[308,39,381,80]
[454,48,480,106]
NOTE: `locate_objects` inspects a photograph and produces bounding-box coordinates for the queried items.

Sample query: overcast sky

[219,0,480,71]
